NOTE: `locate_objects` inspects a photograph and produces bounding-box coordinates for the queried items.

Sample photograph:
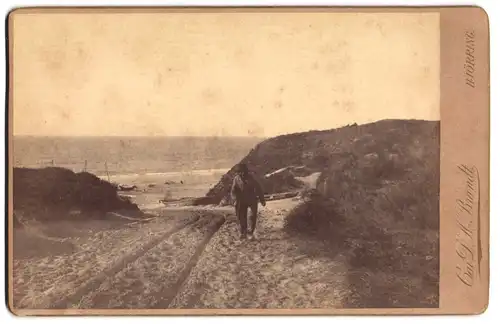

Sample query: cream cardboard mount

[6,6,490,316]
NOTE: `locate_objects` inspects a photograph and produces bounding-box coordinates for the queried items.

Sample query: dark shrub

[284,195,343,238]
[13,167,141,224]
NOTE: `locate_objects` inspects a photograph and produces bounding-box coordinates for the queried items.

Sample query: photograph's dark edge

[4,8,11,314]
[438,9,442,310]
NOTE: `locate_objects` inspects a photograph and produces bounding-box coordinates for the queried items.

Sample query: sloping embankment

[195,119,439,206]
[13,167,141,225]
[283,119,440,307]
[194,118,440,308]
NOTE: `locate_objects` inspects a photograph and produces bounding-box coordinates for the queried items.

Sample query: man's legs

[248,202,258,237]
[236,202,248,237]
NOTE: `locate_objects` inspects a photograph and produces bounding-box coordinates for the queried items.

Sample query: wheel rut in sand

[49,213,202,309]
[152,215,226,308]
[52,211,228,309]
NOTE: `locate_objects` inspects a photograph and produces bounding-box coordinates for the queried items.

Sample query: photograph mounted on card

[5,6,489,315]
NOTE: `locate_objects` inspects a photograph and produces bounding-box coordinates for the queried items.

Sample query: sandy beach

[100,168,230,210]
[13,195,350,310]
[12,159,345,309]
[12,195,436,310]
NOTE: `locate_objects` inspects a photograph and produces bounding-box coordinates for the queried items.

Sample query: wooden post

[84,160,88,172]
[105,161,110,182]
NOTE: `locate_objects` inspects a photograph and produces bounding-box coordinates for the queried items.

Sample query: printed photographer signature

[455,164,481,287]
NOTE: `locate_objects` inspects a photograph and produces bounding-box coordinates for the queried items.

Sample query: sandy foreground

[171,199,349,309]
[12,196,353,310]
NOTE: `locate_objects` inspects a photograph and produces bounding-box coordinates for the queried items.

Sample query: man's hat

[236,163,249,173]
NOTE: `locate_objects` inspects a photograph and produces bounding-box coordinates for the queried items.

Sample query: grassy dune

[198,119,438,204]
[197,119,439,308]
[13,167,141,225]
[283,120,439,307]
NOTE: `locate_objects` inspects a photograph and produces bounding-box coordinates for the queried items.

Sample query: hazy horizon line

[12,118,439,138]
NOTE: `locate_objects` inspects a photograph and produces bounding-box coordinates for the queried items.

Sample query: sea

[12,136,263,179]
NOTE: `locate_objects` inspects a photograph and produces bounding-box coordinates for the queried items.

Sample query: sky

[11,10,440,137]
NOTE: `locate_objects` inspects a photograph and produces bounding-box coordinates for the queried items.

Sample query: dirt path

[171,199,350,309]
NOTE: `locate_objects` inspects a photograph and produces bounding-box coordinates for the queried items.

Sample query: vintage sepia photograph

[8,9,442,312]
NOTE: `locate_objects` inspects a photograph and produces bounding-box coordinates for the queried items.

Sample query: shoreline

[98,168,230,181]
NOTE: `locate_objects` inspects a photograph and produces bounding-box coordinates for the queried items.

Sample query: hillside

[195,118,440,307]
[196,119,439,206]
[13,167,141,225]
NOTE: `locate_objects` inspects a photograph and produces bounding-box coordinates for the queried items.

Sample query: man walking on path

[230,163,266,241]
